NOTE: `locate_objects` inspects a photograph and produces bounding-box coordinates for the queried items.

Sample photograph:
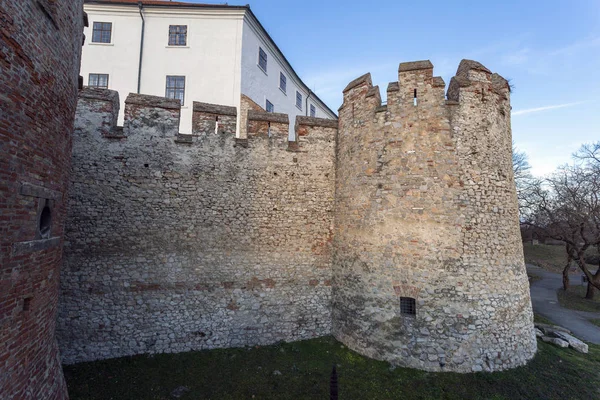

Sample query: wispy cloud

[512,102,584,116]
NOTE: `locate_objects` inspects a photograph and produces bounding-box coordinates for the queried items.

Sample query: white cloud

[512,102,584,116]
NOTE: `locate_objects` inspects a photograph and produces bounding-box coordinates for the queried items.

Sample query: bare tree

[524,165,600,296]
[512,143,535,219]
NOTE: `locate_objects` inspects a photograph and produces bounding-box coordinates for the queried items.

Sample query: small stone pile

[535,323,589,353]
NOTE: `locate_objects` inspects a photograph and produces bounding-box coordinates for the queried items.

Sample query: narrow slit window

[400,297,416,316]
[310,104,316,118]
[215,116,219,134]
[413,89,418,106]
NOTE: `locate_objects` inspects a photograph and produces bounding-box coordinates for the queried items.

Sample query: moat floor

[64,333,600,400]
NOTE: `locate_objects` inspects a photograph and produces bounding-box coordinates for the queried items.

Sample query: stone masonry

[57,59,536,373]
[57,90,337,363]
[0,1,85,399]
[333,60,536,372]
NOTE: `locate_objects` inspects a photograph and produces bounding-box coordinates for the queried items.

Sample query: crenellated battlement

[341,59,510,128]
[62,58,534,373]
[74,90,337,152]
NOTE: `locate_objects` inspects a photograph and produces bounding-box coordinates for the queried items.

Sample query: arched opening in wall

[39,201,52,239]
[400,297,416,316]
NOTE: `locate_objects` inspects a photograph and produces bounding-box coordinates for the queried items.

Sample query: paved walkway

[527,264,600,344]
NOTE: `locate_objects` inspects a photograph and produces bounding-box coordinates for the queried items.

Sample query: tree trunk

[562,265,570,291]
[586,283,595,299]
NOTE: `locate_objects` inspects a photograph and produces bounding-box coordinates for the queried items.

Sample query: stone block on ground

[541,336,569,348]
[552,331,589,354]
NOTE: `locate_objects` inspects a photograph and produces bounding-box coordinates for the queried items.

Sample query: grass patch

[534,313,555,325]
[523,243,598,274]
[591,319,600,328]
[64,336,600,400]
[528,272,542,284]
[557,286,600,313]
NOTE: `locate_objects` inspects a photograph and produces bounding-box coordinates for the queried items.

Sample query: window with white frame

[310,104,316,117]
[258,47,267,73]
[279,72,287,93]
[266,100,274,113]
[92,22,112,43]
[296,91,303,110]
[166,76,185,106]
[88,73,109,89]
[168,25,187,46]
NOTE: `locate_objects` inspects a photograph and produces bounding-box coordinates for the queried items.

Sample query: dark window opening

[280,72,287,93]
[166,75,185,106]
[23,297,32,312]
[168,25,187,46]
[400,297,416,316]
[258,47,268,72]
[92,21,112,43]
[89,73,109,89]
[413,89,418,106]
[310,104,316,117]
[266,99,274,113]
[39,204,51,239]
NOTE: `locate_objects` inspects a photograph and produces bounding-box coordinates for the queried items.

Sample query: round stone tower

[0,1,84,398]
[332,59,536,372]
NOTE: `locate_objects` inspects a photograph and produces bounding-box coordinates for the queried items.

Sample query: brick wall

[57,93,337,363]
[0,0,84,398]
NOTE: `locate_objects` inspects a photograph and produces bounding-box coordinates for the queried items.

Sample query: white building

[81,0,337,135]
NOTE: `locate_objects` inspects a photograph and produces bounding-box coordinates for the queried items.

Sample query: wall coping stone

[398,60,433,72]
[193,101,237,116]
[295,116,338,129]
[248,110,289,124]
[125,93,181,110]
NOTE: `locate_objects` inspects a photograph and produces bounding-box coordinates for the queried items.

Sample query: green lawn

[523,243,598,274]
[591,320,600,328]
[557,286,600,313]
[64,334,600,400]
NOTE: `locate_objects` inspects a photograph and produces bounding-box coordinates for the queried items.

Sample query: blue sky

[193,0,599,176]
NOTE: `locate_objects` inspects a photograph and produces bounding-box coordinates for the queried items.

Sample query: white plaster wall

[82,6,141,127]
[140,9,244,133]
[240,17,336,138]
[82,5,244,134]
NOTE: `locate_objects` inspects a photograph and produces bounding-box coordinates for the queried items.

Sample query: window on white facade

[310,104,316,118]
[88,73,109,89]
[166,76,185,106]
[266,100,274,113]
[258,47,267,73]
[168,25,187,46]
[92,22,112,43]
[296,91,303,110]
[279,73,287,93]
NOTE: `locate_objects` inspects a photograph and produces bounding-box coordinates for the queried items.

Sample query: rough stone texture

[192,102,237,136]
[552,331,589,354]
[57,93,336,364]
[0,0,84,398]
[239,94,264,139]
[57,58,535,374]
[542,337,569,348]
[332,59,536,372]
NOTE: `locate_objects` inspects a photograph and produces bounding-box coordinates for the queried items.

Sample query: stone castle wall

[332,60,536,372]
[0,1,85,398]
[57,90,337,363]
[57,58,535,374]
